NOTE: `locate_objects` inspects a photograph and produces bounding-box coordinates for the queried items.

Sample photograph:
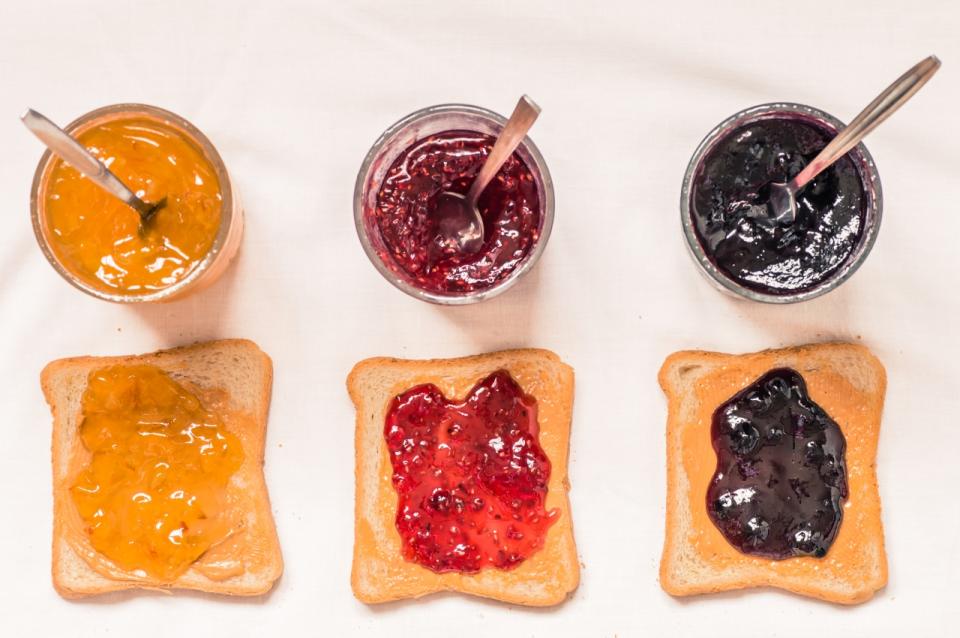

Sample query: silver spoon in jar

[21,108,167,229]
[434,95,541,255]
[768,55,941,224]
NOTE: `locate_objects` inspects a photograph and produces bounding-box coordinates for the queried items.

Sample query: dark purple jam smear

[707,368,848,559]
[691,117,866,294]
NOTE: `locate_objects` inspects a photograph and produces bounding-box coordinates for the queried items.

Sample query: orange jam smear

[43,116,222,294]
[70,365,243,581]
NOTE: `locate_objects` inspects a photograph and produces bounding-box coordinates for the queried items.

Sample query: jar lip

[679,102,883,304]
[29,103,235,304]
[353,103,555,305]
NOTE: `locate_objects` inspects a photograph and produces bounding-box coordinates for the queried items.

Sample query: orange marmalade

[70,365,243,581]
[43,116,221,294]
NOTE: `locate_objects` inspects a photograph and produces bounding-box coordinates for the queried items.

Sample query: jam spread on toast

[372,130,541,294]
[707,368,848,559]
[691,117,866,294]
[44,116,221,294]
[384,370,557,573]
[70,365,243,581]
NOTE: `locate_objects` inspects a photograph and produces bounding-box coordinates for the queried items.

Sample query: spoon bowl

[434,191,484,254]
[766,181,797,225]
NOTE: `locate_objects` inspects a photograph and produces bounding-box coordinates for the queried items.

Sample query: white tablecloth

[2,1,958,635]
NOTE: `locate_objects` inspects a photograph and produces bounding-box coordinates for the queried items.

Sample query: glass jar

[680,102,882,303]
[30,103,242,303]
[354,103,555,304]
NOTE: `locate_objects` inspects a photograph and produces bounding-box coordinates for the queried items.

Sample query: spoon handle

[21,108,150,215]
[791,55,941,190]
[466,95,541,204]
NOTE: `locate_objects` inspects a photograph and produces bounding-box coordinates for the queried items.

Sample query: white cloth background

[1,1,958,636]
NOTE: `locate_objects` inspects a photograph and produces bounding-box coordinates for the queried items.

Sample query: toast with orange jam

[42,339,282,598]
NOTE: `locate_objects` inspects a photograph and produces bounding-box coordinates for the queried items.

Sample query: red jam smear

[384,370,558,573]
[372,130,541,294]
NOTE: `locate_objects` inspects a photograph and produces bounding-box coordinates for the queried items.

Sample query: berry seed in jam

[384,370,558,573]
[372,131,541,295]
[707,369,848,559]
[691,117,867,295]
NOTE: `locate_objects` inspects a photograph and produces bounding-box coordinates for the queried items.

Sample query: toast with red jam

[347,349,578,606]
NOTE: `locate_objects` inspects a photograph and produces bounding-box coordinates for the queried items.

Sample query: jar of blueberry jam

[681,103,882,303]
[354,104,554,304]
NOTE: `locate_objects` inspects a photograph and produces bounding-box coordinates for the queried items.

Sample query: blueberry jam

[372,131,541,295]
[691,117,867,295]
[707,369,848,559]
[384,370,558,573]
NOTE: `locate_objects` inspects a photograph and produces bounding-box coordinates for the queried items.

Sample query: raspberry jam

[707,369,848,559]
[371,131,541,295]
[691,117,867,295]
[384,370,558,573]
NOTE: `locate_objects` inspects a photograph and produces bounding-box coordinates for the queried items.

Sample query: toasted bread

[347,349,578,606]
[42,339,283,599]
[658,343,887,604]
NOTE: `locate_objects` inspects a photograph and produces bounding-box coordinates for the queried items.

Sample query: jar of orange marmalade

[30,104,242,302]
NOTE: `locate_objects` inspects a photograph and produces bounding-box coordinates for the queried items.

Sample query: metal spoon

[768,55,941,224]
[434,95,541,255]
[21,108,166,228]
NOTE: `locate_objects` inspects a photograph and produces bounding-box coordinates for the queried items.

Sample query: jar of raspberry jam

[680,103,882,303]
[354,104,555,304]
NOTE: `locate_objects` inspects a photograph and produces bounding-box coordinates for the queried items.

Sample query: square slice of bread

[42,339,283,598]
[347,349,579,606]
[658,342,887,604]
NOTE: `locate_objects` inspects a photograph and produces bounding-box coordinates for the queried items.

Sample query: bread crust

[347,348,579,606]
[658,342,887,604]
[42,339,283,598]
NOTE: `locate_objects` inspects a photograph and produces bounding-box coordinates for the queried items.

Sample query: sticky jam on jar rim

[384,370,558,573]
[707,368,848,560]
[370,130,541,295]
[70,364,243,581]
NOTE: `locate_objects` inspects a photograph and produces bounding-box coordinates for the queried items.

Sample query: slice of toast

[347,349,578,606]
[42,339,283,598]
[658,343,887,604]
